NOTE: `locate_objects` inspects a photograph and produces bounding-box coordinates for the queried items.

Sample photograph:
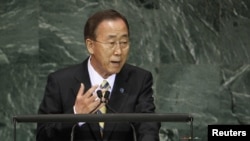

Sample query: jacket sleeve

[36,73,75,141]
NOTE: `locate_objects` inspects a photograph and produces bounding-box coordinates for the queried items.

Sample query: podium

[13,113,193,141]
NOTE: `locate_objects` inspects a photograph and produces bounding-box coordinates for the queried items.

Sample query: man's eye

[109,42,115,46]
[121,41,127,44]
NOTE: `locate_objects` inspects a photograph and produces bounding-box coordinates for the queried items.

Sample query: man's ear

[86,39,94,54]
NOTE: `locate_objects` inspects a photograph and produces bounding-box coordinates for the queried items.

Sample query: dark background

[0,0,250,140]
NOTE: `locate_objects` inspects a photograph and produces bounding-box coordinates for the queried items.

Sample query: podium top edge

[13,113,193,123]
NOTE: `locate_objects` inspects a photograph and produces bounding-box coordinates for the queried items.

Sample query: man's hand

[74,83,105,114]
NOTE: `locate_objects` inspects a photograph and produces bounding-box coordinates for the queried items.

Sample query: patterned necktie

[99,80,110,130]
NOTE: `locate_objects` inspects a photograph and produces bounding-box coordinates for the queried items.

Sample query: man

[36,9,160,141]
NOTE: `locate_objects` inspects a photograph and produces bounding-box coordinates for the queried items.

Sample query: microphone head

[96,90,102,98]
[104,91,110,99]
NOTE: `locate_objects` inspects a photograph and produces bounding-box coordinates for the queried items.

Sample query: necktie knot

[100,80,110,91]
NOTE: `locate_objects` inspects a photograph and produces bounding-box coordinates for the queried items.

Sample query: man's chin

[109,69,122,75]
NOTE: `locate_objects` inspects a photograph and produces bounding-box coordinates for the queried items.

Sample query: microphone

[104,91,110,102]
[96,90,110,103]
[71,90,107,141]
[96,90,103,101]
[89,90,108,114]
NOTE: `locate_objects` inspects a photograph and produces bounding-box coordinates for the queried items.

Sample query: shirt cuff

[73,105,86,126]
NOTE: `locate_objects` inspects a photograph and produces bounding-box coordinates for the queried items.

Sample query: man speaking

[36,9,161,141]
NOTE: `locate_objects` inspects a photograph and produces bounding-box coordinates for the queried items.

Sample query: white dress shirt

[75,57,116,126]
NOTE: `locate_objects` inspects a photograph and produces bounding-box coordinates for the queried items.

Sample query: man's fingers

[75,84,101,114]
[77,83,84,97]
[77,83,98,97]
[84,85,98,98]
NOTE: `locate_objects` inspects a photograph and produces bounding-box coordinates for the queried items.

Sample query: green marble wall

[1,0,250,141]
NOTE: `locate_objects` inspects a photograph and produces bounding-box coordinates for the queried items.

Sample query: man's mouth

[110,61,121,66]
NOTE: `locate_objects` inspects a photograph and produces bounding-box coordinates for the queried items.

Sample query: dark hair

[84,9,130,41]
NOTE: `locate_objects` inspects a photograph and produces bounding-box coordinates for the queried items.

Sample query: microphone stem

[71,95,137,141]
[71,100,103,141]
[130,123,137,141]
[70,124,77,141]
[89,102,102,114]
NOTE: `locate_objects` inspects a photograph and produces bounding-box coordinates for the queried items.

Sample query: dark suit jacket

[36,57,160,141]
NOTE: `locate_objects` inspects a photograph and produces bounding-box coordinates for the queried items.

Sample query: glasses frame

[93,39,130,50]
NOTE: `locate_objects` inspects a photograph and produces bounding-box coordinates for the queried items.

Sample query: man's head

[84,9,129,41]
[84,9,130,78]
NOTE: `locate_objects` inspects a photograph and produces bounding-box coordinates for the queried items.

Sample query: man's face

[87,18,130,78]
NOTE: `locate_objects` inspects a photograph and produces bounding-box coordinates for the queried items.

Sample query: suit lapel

[71,58,102,139]
[72,58,92,96]
[71,60,132,140]
[109,64,131,112]
[103,65,132,139]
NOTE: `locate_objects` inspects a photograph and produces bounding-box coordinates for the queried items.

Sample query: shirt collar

[87,57,116,91]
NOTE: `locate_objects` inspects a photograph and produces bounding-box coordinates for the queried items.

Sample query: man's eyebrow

[107,34,129,39]
[107,35,116,39]
[121,34,129,38]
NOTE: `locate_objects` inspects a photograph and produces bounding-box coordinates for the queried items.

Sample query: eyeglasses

[93,40,129,49]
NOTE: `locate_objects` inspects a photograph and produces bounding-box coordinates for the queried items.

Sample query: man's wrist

[73,105,85,126]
